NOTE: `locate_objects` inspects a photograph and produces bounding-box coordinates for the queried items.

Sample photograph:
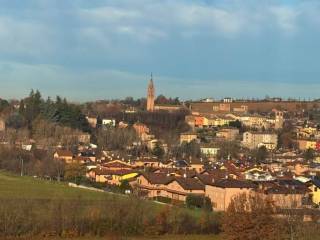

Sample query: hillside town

[1,78,320,219]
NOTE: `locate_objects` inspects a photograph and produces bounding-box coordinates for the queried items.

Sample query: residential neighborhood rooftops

[208,179,258,189]
[142,173,174,185]
[174,177,205,191]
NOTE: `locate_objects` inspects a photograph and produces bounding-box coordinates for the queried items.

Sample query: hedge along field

[0,172,221,238]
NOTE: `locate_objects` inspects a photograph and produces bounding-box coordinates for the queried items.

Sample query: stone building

[242,131,278,150]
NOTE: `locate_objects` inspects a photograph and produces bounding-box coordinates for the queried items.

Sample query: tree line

[6,90,89,133]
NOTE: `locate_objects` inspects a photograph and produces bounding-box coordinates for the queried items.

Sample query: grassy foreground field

[0,171,109,200]
[0,171,222,239]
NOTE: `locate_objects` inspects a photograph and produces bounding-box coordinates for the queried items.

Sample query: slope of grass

[0,171,222,239]
[0,171,110,200]
[0,171,211,216]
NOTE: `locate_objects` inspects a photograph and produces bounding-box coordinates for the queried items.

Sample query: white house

[200,144,220,157]
[102,119,116,127]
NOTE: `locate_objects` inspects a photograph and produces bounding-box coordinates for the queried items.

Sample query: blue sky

[0,0,319,101]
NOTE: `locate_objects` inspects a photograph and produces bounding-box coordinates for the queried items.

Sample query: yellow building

[308,180,320,206]
[94,169,139,185]
[296,139,317,150]
[180,132,198,144]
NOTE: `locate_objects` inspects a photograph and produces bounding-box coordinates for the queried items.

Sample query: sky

[0,0,319,102]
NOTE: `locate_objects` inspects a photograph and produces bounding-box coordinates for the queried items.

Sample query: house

[136,173,174,198]
[134,157,160,168]
[73,156,91,164]
[87,159,138,184]
[135,173,205,202]
[79,150,96,162]
[77,133,91,144]
[90,168,139,185]
[239,114,271,130]
[155,168,197,178]
[147,139,158,150]
[86,116,97,128]
[307,179,320,206]
[200,144,220,157]
[165,177,205,202]
[216,127,239,141]
[133,122,153,141]
[205,179,257,211]
[206,115,233,127]
[256,180,309,209]
[242,131,278,150]
[180,132,198,144]
[133,122,150,136]
[296,139,317,151]
[244,168,275,181]
[102,160,133,170]
[172,160,190,169]
[102,119,116,127]
[53,149,73,163]
[188,158,205,173]
[154,105,183,112]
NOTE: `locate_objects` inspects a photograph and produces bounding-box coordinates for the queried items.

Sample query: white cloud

[79,6,141,23]
[175,4,246,35]
[269,6,300,32]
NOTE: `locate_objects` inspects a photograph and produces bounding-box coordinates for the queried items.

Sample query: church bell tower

[147,74,155,112]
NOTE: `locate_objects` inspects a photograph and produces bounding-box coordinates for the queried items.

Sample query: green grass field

[0,171,109,200]
[0,171,221,240]
[0,171,206,217]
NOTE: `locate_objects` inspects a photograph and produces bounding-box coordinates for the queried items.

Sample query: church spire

[147,74,155,112]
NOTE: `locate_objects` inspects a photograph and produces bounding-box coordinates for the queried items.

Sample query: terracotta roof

[142,173,174,185]
[201,169,228,180]
[256,180,309,195]
[157,168,197,178]
[174,177,205,191]
[196,174,216,185]
[264,185,307,195]
[208,179,257,189]
[95,169,138,176]
[103,161,132,169]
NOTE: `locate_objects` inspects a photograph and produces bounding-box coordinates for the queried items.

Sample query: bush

[186,194,212,211]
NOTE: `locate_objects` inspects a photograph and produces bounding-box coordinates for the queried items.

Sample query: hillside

[0,171,221,239]
[0,171,108,200]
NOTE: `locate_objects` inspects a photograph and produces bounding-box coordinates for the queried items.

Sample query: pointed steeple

[147,73,155,111]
